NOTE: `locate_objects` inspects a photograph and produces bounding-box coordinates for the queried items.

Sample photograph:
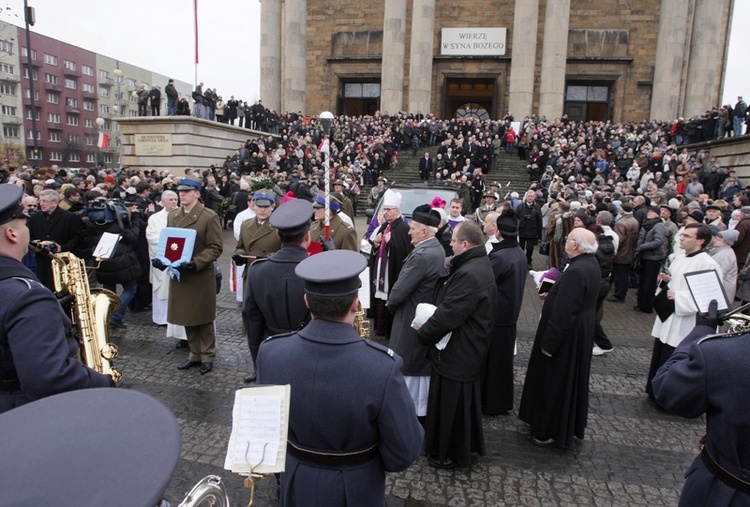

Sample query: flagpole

[194,0,199,87]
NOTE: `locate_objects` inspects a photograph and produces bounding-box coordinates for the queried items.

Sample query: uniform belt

[0,379,21,392]
[699,435,750,493]
[287,441,379,468]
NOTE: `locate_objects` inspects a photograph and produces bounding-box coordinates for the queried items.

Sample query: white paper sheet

[684,269,730,313]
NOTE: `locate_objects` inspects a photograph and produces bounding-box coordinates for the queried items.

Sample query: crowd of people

[1,101,750,504]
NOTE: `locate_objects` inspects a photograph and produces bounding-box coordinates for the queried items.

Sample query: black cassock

[518,253,600,448]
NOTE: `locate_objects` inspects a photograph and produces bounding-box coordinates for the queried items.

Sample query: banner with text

[441,28,507,56]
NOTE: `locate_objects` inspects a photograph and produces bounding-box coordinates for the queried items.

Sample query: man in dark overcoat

[387,205,446,417]
[653,303,750,507]
[257,250,423,506]
[241,199,312,383]
[166,176,223,375]
[519,228,601,448]
[483,209,528,415]
[416,221,495,469]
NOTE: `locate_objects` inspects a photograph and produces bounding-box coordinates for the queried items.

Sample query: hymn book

[224,385,291,475]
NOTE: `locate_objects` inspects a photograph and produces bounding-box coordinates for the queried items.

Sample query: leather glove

[232,252,246,266]
[321,237,336,251]
[177,261,196,272]
[695,299,723,329]
[151,258,167,271]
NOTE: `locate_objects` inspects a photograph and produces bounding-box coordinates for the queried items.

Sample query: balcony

[44,83,61,92]
[99,78,113,87]
[63,69,80,78]
[1,115,22,125]
[23,97,41,107]
[22,61,41,69]
[47,124,63,131]
[0,72,20,83]
[65,106,80,115]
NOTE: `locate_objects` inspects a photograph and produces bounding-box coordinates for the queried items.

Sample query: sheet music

[684,270,730,313]
[224,385,291,475]
[92,232,121,259]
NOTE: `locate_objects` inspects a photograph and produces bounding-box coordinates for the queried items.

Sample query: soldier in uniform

[0,184,112,414]
[308,194,358,252]
[157,176,223,375]
[653,302,750,506]
[242,199,312,383]
[332,179,354,218]
[232,190,281,280]
[257,250,424,506]
[474,189,499,225]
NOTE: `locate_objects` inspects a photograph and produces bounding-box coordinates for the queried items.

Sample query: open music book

[224,385,291,475]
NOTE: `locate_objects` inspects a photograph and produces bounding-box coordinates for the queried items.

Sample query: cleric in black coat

[417,221,495,468]
[519,228,601,449]
[482,211,528,415]
[653,318,750,506]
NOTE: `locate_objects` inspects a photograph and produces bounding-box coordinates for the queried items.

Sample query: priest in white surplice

[145,190,186,342]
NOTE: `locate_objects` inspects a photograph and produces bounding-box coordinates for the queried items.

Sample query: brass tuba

[723,313,750,333]
[31,243,122,384]
[178,475,230,507]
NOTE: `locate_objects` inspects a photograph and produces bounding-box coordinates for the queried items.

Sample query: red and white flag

[97,132,109,149]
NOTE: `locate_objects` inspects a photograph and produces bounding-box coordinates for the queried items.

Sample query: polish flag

[97,132,109,149]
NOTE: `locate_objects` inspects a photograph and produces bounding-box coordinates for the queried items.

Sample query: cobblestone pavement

[112,223,703,506]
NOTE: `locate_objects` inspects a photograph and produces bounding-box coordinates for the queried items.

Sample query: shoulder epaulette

[364,340,395,358]
[265,330,296,342]
[250,257,270,267]
[697,331,748,344]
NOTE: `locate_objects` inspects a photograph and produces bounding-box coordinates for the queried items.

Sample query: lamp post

[95,117,105,168]
[319,111,334,241]
[113,68,123,164]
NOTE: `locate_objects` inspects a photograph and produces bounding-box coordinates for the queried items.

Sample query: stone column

[650,0,689,121]
[283,0,307,114]
[260,0,282,112]
[538,0,570,120]
[407,0,435,114]
[683,0,724,117]
[508,0,540,119]
[380,0,407,114]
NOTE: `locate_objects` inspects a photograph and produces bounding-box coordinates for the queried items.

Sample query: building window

[24,90,39,100]
[23,68,38,81]
[66,115,79,126]
[46,92,59,104]
[50,151,62,161]
[100,70,109,80]
[0,40,13,54]
[47,112,60,123]
[63,60,76,71]
[69,152,80,163]
[43,54,58,66]
[103,120,111,130]
[85,134,95,145]
[64,78,77,90]
[44,73,58,85]
[21,48,37,60]
[29,149,42,160]
[83,100,94,111]
[128,110,138,117]
[84,118,95,128]
[65,97,78,107]
[103,153,112,164]
[49,131,61,142]
[100,104,109,114]
[2,126,19,138]
[1,105,16,116]
[27,130,40,140]
[86,153,96,163]
[0,84,16,95]
[82,83,95,93]
[82,65,93,76]
[26,109,40,121]
[128,79,136,87]
[68,134,80,143]
[129,93,137,104]
[0,63,14,74]
[99,87,109,97]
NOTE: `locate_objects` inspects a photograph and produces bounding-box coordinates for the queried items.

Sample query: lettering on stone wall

[135,133,173,157]
[441,28,507,56]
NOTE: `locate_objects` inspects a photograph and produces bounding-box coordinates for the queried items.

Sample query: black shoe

[531,437,557,448]
[244,374,257,383]
[200,363,213,375]
[110,319,126,329]
[177,360,200,370]
[175,340,188,349]
[428,457,455,469]
[606,296,624,302]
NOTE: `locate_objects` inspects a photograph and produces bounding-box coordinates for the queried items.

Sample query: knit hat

[718,229,739,246]
[496,209,519,237]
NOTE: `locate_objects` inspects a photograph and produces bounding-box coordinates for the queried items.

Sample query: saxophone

[32,243,122,384]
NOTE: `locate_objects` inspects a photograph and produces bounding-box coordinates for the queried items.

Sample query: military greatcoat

[167,203,223,327]
[236,218,281,280]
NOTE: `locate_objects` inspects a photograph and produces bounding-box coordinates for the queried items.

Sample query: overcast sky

[2,0,748,108]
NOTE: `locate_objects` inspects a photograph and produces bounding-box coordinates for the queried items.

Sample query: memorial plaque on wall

[135,134,173,156]
[441,28,507,56]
